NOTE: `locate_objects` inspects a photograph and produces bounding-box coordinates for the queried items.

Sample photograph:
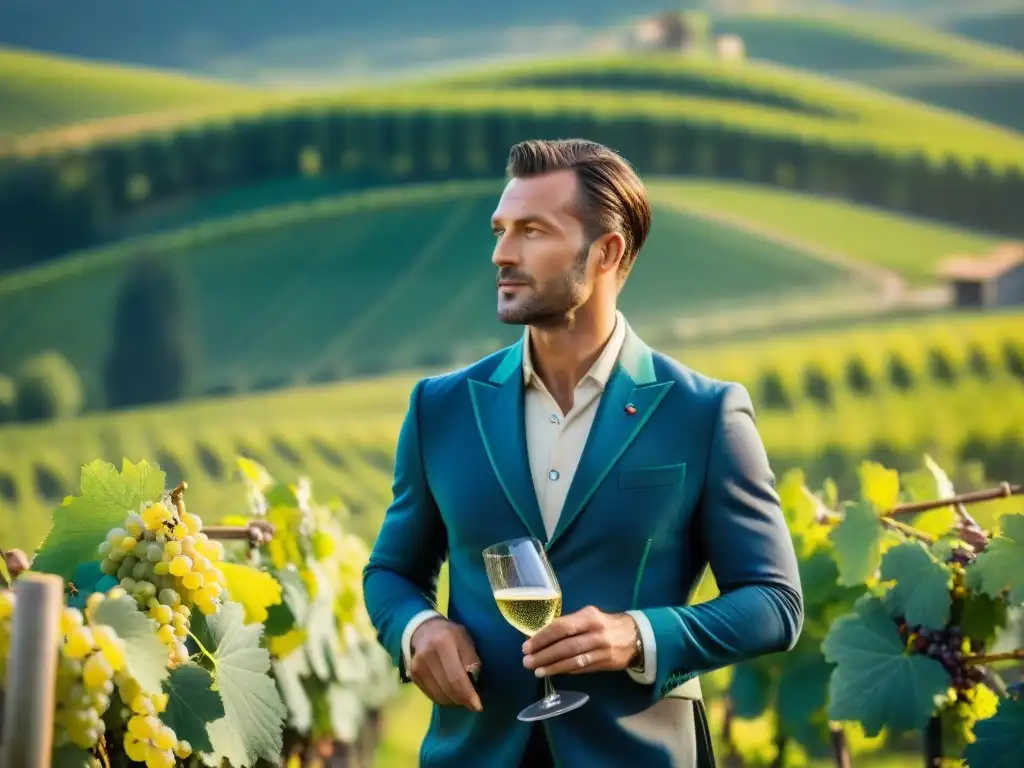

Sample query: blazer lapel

[468,340,548,543]
[546,326,673,550]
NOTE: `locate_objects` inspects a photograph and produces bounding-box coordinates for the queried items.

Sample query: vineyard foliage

[1,311,1022,550]
[727,455,1024,766]
[0,456,398,766]
[2,53,1024,269]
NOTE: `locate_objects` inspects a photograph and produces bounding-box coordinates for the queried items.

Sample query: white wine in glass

[483,536,589,721]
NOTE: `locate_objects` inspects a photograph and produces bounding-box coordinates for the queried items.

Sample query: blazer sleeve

[362,377,448,682]
[637,382,804,700]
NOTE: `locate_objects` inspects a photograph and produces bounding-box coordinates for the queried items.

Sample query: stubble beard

[497,246,590,329]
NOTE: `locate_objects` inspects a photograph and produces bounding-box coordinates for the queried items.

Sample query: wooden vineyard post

[1,572,64,768]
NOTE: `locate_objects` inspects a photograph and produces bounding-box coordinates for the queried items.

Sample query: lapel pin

[624,403,637,416]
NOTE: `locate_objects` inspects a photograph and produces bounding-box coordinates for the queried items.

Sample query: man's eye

[524,227,540,236]
[492,229,504,238]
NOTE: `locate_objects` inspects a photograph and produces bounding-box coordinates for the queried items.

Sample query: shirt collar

[522,310,626,391]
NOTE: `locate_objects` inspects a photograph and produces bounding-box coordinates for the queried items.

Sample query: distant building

[715,34,745,61]
[938,243,1024,309]
[628,12,699,52]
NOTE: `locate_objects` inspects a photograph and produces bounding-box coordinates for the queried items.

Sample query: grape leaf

[966,514,1024,605]
[829,501,884,587]
[265,567,310,638]
[273,649,313,734]
[90,593,168,695]
[879,541,952,630]
[202,601,287,767]
[728,662,772,719]
[900,455,957,537]
[32,459,165,580]
[777,648,831,737]
[303,563,350,682]
[960,591,1010,645]
[962,696,1024,768]
[327,683,365,744]
[822,595,949,736]
[159,662,224,754]
[220,562,283,624]
[50,745,93,768]
[778,470,819,532]
[858,461,900,511]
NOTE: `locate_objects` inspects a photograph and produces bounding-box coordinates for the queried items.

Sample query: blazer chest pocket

[618,462,686,490]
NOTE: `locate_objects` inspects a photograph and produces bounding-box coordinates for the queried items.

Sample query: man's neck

[528,307,617,411]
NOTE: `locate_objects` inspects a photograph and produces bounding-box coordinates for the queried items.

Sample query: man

[362,139,803,767]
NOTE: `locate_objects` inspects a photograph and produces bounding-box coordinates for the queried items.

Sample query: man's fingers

[523,615,581,654]
[523,632,601,671]
[524,606,604,654]
[546,648,613,677]
[415,663,454,706]
[438,643,483,712]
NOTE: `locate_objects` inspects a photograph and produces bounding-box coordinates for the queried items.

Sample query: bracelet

[627,618,645,671]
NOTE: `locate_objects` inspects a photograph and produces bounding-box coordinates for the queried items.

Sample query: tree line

[1,107,1021,271]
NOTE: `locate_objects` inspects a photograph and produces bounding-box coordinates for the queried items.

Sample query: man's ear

[592,232,626,276]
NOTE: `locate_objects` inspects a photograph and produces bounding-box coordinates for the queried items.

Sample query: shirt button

[548,470,560,481]
[549,414,559,424]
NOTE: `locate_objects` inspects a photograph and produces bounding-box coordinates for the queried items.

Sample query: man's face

[490,170,593,328]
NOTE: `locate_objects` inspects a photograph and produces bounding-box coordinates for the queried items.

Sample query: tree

[103,251,197,408]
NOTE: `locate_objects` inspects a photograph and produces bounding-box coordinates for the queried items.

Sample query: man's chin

[496,308,529,326]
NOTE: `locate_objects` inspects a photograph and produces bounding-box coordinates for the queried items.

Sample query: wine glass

[482,536,590,721]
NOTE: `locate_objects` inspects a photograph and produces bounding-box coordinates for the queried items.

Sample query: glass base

[517,690,589,722]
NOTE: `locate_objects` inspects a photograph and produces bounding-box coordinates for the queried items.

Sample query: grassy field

[711,10,1024,74]
[706,10,1024,133]
[0,178,881,401]
[644,178,1000,287]
[0,46,277,140]
[2,310,1021,553]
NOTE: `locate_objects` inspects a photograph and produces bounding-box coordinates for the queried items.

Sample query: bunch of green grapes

[53,603,126,750]
[113,672,191,767]
[97,497,227,664]
[78,589,192,768]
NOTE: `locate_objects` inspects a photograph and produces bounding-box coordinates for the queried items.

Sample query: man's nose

[491,236,519,268]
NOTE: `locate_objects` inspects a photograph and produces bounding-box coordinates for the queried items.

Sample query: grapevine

[724,455,1024,767]
[222,457,399,763]
[0,456,399,766]
[0,459,293,766]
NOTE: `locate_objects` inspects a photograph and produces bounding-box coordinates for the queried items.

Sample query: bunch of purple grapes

[918,625,984,692]
[948,546,976,566]
[895,616,985,697]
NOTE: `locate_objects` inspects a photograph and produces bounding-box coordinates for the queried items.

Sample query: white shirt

[401,310,657,685]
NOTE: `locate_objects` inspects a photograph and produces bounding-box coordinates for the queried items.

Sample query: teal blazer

[363,321,803,767]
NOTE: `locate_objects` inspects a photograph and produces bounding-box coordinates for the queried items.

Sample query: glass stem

[542,675,559,705]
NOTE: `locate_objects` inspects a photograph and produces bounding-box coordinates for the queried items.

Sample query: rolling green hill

[711,10,1024,73]
[708,11,1024,132]
[2,310,1021,553]
[0,47,277,140]
[3,50,1021,273]
[940,7,1024,52]
[0,178,866,404]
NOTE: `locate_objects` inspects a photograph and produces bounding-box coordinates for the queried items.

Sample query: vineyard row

[1,102,1022,270]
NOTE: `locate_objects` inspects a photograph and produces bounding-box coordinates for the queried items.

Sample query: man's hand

[409,617,483,712]
[522,606,640,677]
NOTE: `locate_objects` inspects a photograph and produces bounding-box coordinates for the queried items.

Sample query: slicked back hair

[505,139,652,280]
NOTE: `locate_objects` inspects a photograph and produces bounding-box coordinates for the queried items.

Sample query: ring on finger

[576,653,587,669]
